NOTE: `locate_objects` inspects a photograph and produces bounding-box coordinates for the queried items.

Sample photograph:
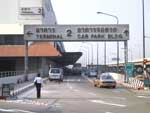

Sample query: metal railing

[0,71,24,78]
[0,71,36,78]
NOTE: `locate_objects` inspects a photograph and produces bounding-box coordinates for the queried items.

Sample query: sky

[51,0,150,66]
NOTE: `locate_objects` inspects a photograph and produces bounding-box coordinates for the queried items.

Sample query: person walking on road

[34,73,43,99]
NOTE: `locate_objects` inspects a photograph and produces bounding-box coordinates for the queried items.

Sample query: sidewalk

[0,80,33,100]
[118,81,150,96]
[12,77,48,96]
[0,77,48,99]
[130,87,150,96]
[11,80,34,96]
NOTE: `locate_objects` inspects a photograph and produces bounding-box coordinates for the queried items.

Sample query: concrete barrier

[110,73,144,90]
[10,78,48,96]
[0,73,37,96]
[0,73,37,87]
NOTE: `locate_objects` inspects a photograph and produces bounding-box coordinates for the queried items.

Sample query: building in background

[0,0,76,77]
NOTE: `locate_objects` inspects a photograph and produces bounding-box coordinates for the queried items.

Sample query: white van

[49,68,63,81]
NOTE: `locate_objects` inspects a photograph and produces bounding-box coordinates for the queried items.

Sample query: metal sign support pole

[24,40,28,81]
[117,41,119,74]
[124,41,128,82]
[97,42,99,74]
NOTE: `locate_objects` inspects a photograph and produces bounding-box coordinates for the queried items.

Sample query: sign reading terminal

[24,24,129,41]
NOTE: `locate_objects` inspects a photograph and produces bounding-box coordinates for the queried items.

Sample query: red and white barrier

[121,77,144,90]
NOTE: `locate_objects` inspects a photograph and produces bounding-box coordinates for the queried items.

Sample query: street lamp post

[129,49,133,62]
[142,0,145,61]
[121,48,132,62]
[142,0,146,81]
[80,46,90,66]
[97,11,119,73]
[97,42,99,74]
[104,41,106,72]
[80,49,88,67]
[84,43,94,65]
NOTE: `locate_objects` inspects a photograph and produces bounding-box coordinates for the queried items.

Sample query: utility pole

[97,11,119,73]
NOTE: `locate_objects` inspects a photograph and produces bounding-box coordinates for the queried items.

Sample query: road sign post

[126,63,134,78]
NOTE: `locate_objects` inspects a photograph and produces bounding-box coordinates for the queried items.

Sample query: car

[88,69,97,77]
[93,73,116,88]
[49,68,63,81]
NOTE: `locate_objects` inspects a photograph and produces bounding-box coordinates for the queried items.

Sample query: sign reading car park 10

[24,24,129,41]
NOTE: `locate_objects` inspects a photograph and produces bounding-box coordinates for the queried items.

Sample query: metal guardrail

[0,71,24,78]
[0,71,36,78]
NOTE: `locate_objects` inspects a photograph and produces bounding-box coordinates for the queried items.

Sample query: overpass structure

[107,58,150,76]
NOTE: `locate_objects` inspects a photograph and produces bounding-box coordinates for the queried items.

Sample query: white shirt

[34,77,43,84]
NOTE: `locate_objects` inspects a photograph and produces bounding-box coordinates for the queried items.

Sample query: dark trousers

[36,83,41,98]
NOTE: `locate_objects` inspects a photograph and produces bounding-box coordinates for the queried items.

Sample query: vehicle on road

[72,63,82,75]
[49,68,63,81]
[88,69,97,77]
[93,73,116,88]
[135,74,144,81]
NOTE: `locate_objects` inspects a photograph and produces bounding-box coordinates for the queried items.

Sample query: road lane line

[77,79,81,81]
[81,75,93,83]
[90,100,126,107]
[66,78,74,90]
[137,95,150,98]
[1,99,48,106]
[107,97,126,100]
[0,108,37,113]
[88,92,97,96]
[74,89,79,92]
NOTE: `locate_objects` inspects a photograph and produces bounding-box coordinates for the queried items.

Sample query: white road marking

[68,86,73,89]
[90,100,126,107]
[137,95,150,98]
[42,90,58,93]
[1,99,48,106]
[82,75,93,83]
[65,79,81,82]
[106,112,113,113]
[53,103,62,108]
[77,79,81,81]
[66,78,81,92]
[0,108,36,113]
[66,78,75,90]
[88,92,97,96]
[74,89,79,92]
[107,97,126,100]
[66,79,70,88]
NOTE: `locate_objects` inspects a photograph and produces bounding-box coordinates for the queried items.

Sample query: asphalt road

[0,75,150,113]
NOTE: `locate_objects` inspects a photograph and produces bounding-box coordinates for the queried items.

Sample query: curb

[11,83,34,96]
[118,82,145,90]
[11,78,48,96]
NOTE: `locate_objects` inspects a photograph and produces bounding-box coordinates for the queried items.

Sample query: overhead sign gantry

[24,24,129,82]
[24,24,129,41]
